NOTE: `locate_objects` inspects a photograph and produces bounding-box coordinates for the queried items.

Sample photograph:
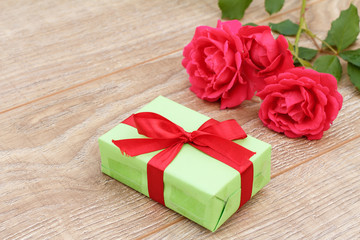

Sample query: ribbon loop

[133,112,187,140]
[199,119,247,140]
[113,112,255,208]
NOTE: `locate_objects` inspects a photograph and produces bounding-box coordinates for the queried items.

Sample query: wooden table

[1,0,360,239]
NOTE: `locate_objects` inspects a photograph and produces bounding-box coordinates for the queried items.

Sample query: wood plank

[0,0,214,111]
[0,0,316,112]
[1,47,360,238]
[142,137,360,239]
[1,45,359,168]
[1,0,360,238]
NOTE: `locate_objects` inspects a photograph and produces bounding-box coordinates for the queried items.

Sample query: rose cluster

[182,20,343,140]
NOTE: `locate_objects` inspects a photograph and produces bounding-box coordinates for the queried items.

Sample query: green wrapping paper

[99,96,271,231]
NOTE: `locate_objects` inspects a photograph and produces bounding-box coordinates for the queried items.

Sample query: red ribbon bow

[113,112,255,207]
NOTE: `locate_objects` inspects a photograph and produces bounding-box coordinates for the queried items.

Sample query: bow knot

[182,130,195,143]
[113,112,255,207]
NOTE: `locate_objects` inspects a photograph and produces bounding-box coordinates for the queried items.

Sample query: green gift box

[99,96,271,231]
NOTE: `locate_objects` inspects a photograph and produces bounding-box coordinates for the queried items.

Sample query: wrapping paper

[99,96,271,231]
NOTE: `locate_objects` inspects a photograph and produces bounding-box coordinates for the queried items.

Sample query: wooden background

[1,0,360,239]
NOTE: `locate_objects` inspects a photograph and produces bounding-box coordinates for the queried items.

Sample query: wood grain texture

[0,0,215,111]
[1,50,360,238]
[0,0,319,112]
[1,0,360,239]
[1,48,359,174]
[143,138,360,239]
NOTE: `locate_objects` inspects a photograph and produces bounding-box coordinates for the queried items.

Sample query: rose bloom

[239,25,294,91]
[182,20,294,109]
[257,68,343,140]
[182,20,250,109]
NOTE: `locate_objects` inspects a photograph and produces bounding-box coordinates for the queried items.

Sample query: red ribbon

[112,112,255,208]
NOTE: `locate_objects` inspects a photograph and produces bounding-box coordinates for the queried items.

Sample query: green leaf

[297,58,313,68]
[269,19,299,36]
[244,22,258,26]
[313,55,342,81]
[347,63,360,91]
[324,4,360,51]
[218,0,253,20]
[298,47,318,61]
[340,48,360,67]
[265,0,285,15]
[294,47,318,66]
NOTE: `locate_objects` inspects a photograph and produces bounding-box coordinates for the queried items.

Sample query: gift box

[99,96,271,231]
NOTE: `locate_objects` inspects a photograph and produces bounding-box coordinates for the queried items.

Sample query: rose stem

[294,0,307,57]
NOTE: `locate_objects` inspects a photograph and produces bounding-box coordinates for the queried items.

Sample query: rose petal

[214,67,234,88]
[284,130,302,138]
[288,106,305,122]
[220,76,252,109]
[324,95,340,123]
[319,72,337,92]
[259,54,282,75]
[306,131,323,140]
[218,19,243,33]
[294,104,325,132]
[255,67,343,140]
[284,90,304,109]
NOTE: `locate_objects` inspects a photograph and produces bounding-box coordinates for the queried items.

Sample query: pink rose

[182,20,295,109]
[182,20,252,109]
[257,68,343,140]
[239,25,294,91]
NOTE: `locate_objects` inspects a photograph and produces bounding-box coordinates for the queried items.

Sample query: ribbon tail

[191,135,255,208]
[112,138,179,156]
[239,161,253,208]
[147,142,184,205]
[193,135,255,168]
